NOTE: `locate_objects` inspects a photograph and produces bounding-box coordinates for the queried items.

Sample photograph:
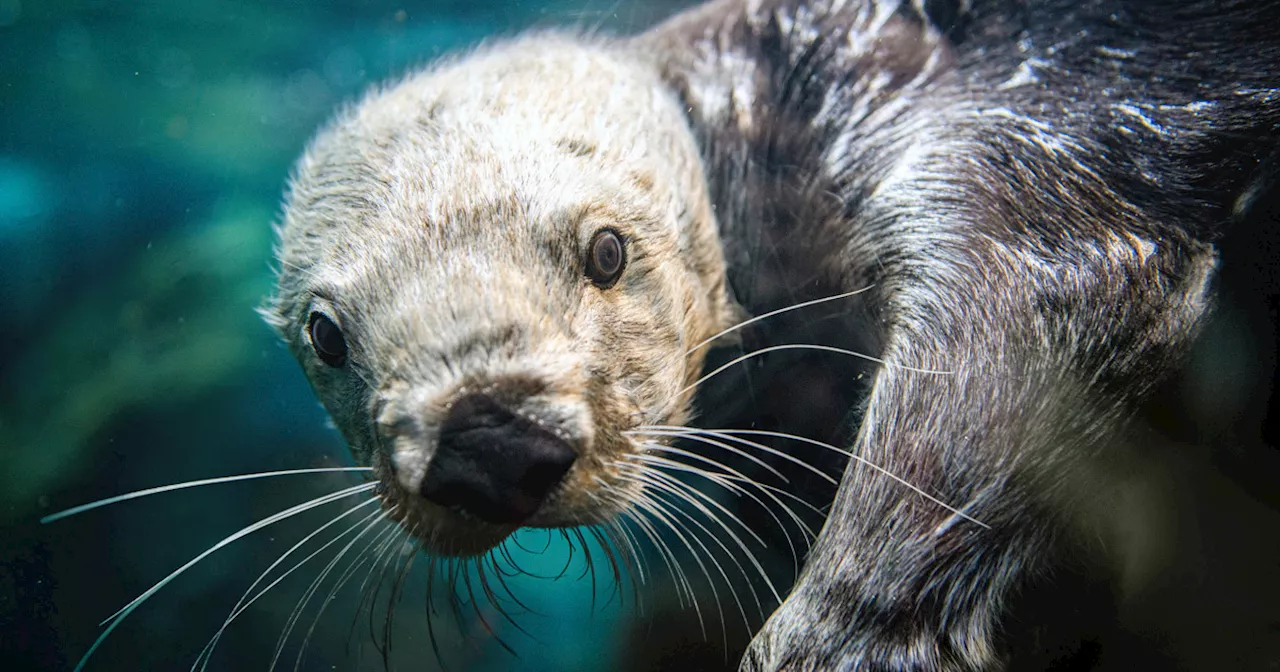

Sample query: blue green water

[0,2,753,670]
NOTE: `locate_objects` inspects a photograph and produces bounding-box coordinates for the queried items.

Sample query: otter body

[270,0,1280,669]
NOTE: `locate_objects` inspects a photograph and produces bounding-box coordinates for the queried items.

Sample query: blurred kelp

[2,198,275,519]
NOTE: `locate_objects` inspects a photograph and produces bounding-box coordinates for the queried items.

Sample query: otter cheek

[418,393,578,524]
[391,442,430,496]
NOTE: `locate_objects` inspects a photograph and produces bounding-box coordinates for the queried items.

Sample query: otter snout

[419,392,578,524]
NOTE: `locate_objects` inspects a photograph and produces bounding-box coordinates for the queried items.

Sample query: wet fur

[269,0,1280,669]
[643,0,1280,669]
[266,38,743,556]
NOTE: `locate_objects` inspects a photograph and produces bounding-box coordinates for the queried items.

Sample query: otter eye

[585,229,626,287]
[308,312,347,367]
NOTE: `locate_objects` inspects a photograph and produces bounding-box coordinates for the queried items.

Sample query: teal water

[0,2,752,670]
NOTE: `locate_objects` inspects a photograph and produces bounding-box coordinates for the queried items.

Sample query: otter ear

[257,294,292,339]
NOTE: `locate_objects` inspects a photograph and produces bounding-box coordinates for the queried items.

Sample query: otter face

[265,36,739,556]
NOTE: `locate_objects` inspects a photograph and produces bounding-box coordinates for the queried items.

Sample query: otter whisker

[475,553,504,610]
[653,506,764,661]
[631,432,820,551]
[653,425,988,529]
[582,529,609,609]
[635,487,758,660]
[619,501,697,615]
[490,532,569,582]
[422,555,446,665]
[635,430,835,572]
[679,343,952,397]
[496,542,532,579]
[296,527,412,672]
[684,286,874,356]
[611,521,650,616]
[631,433,820,565]
[485,543,542,618]
[342,525,403,665]
[554,530,578,581]
[347,520,406,656]
[194,498,387,671]
[443,559,467,640]
[634,470,766,627]
[625,463,781,607]
[586,525,629,611]
[593,525,631,611]
[589,476,676,604]
[636,449,825,527]
[718,428,992,529]
[632,450,812,570]
[593,473,695,612]
[270,505,391,671]
[512,527,555,555]
[580,485,649,610]
[623,462,770,565]
[576,528,593,576]
[371,536,420,670]
[70,481,375,672]
[585,485,650,594]
[629,428,789,483]
[609,519,648,589]
[489,543,519,584]
[557,530,575,576]
[457,555,505,654]
[40,467,373,524]
[629,492,717,641]
[472,550,536,648]
[574,530,596,587]
[568,528,601,612]
[374,534,421,667]
[635,425,839,486]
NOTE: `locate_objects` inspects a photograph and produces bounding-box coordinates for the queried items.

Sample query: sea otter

[260,0,1280,669]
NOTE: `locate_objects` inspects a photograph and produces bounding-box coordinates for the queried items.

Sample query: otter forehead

[275,35,703,304]
[288,118,654,275]
[353,35,685,155]
[293,34,693,209]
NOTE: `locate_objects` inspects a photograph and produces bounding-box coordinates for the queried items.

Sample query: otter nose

[419,393,577,524]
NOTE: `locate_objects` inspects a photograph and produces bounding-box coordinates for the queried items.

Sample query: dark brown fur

[271,0,1280,668]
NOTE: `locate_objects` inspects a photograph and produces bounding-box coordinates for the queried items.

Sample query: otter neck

[640,0,955,316]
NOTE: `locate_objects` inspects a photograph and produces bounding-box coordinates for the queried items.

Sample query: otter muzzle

[419,392,577,525]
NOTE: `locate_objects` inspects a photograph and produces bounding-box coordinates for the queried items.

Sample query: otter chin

[264,35,741,558]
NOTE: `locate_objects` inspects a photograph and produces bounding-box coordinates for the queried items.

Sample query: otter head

[264,35,740,556]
